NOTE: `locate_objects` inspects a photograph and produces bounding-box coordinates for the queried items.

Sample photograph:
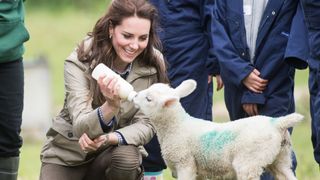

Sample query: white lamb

[133,79,303,180]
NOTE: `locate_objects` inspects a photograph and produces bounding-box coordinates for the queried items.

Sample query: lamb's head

[133,79,197,118]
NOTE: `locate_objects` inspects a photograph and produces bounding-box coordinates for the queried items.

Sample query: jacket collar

[126,60,157,83]
[256,0,286,49]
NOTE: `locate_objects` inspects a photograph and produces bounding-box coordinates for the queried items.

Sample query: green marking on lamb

[270,117,278,124]
[200,130,236,154]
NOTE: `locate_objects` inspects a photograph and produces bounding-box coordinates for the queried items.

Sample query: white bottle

[92,63,137,101]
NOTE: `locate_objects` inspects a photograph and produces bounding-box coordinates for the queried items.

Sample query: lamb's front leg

[176,162,197,180]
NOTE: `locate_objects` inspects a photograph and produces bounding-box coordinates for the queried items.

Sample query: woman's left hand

[78,133,107,153]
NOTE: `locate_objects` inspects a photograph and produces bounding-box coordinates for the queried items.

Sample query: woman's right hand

[78,133,119,153]
[98,76,121,110]
[242,69,268,93]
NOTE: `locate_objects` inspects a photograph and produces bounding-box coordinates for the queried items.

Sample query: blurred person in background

[212,0,309,179]
[39,0,169,179]
[145,1,223,179]
[301,0,320,169]
[0,0,29,180]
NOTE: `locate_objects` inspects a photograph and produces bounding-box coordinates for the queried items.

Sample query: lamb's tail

[273,113,304,130]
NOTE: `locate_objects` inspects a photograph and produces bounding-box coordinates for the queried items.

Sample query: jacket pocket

[0,21,29,55]
[49,119,88,165]
[51,132,87,165]
[0,0,29,55]
[0,17,19,36]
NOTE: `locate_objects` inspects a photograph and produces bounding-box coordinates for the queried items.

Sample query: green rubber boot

[0,157,19,180]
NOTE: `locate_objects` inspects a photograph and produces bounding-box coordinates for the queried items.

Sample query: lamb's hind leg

[269,165,296,180]
[268,148,297,180]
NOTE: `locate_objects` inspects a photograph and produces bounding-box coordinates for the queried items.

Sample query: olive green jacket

[0,0,29,62]
[41,39,161,166]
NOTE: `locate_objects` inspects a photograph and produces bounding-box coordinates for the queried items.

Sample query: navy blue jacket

[144,0,219,172]
[150,0,219,119]
[212,0,308,120]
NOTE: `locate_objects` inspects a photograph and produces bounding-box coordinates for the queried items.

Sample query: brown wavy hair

[77,0,169,105]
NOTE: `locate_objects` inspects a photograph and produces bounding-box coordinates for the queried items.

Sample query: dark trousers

[40,145,143,180]
[309,65,320,164]
[0,59,24,157]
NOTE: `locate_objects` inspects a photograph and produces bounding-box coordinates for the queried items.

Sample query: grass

[19,6,319,180]
[19,141,43,180]
[292,118,320,179]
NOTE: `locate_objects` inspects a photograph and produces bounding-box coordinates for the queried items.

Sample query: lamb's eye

[146,96,152,102]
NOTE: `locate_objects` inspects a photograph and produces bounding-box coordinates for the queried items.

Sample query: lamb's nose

[132,99,140,109]
[134,104,140,109]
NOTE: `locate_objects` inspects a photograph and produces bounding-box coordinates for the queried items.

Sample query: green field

[18,4,319,180]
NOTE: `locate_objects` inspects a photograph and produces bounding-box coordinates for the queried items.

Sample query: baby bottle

[92,63,137,101]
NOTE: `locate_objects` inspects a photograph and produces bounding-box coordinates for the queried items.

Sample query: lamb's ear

[174,79,197,98]
[163,97,179,108]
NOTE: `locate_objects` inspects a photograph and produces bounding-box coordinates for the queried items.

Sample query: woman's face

[110,16,151,65]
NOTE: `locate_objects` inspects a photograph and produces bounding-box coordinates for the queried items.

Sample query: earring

[109,34,112,39]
